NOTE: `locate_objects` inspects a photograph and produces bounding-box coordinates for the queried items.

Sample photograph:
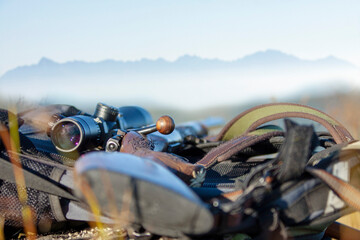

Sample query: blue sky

[1,0,360,77]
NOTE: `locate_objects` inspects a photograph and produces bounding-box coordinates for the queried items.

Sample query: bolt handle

[133,115,175,135]
[156,115,175,135]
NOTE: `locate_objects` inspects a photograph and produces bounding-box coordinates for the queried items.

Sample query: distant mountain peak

[241,49,299,63]
[38,57,56,65]
[260,49,287,55]
[176,55,201,61]
[318,55,355,67]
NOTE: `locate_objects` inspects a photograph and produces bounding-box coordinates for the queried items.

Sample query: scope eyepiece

[51,116,102,153]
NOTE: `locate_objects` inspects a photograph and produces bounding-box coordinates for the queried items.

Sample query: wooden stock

[120,131,204,186]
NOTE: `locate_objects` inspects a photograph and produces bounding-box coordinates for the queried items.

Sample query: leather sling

[216,103,353,143]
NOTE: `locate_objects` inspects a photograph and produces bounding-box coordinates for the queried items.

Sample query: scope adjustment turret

[94,103,119,122]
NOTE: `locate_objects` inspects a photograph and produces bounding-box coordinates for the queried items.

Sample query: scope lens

[52,122,82,151]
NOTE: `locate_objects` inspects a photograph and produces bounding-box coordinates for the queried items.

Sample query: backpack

[0,103,360,239]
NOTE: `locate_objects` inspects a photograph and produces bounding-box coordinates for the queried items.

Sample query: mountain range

[0,49,356,81]
[0,50,358,110]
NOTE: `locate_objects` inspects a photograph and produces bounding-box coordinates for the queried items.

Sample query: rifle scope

[51,116,102,153]
[50,103,154,153]
[51,103,121,153]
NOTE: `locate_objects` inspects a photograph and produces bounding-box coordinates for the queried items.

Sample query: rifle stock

[120,131,205,187]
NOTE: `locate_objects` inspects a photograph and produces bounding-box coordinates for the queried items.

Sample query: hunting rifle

[50,102,224,186]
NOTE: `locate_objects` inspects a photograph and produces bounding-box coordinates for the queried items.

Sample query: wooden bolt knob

[156,115,175,135]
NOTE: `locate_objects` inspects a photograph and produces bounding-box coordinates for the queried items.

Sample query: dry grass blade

[98,168,132,232]
[73,171,106,237]
[0,108,37,239]
[0,216,4,240]
[74,166,135,240]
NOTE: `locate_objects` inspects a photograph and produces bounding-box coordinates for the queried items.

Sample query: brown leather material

[197,131,283,169]
[246,112,353,144]
[120,131,204,186]
[218,189,244,202]
[325,222,360,240]
[215,103,354,143]
[211,211,244,234]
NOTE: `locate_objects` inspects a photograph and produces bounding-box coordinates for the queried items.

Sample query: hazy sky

[1,0,360,77]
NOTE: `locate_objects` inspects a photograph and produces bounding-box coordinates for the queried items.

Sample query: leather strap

[197,131,283,169]
[306,167,360,211]
[216,103,353,143]
[306,141,360,212]
[325,222,360,239]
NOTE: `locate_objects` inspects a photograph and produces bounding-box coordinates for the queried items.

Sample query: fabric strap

[0,155,78,201]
